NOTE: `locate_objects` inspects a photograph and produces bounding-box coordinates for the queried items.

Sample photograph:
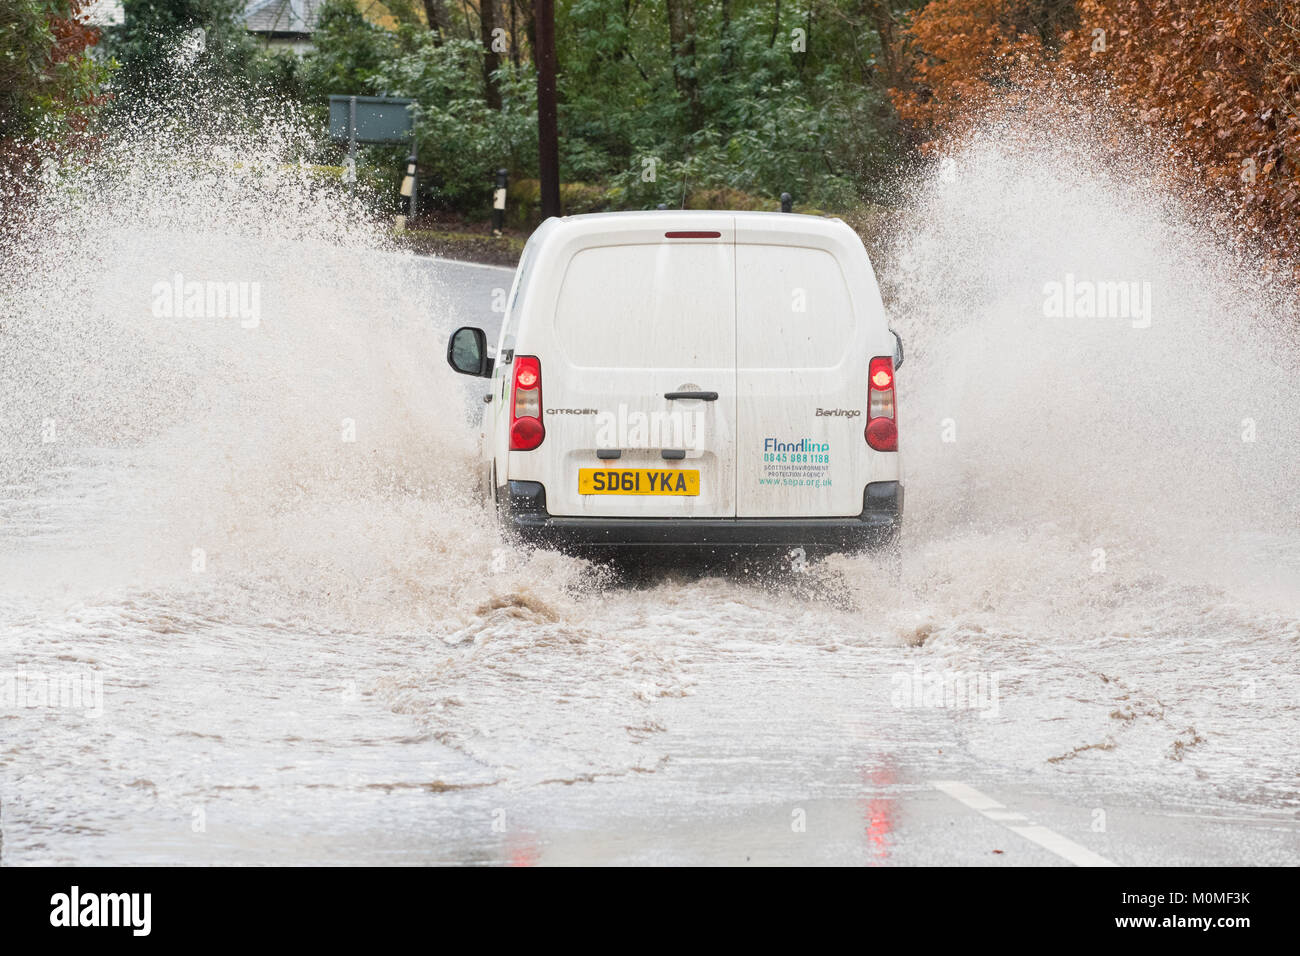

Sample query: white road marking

[984,809,1029,822]
[425,256,514,273]
[932,780,1118,867]
[370,248,515,273]
[1160,811,1299,828]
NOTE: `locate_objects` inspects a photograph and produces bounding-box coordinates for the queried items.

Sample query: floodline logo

[151,272,261,328]
[594,404,706,451]
[764,438,830,454]
[890,668,1001,718]
[1042,273,1153,329]
[0,669,103,718]
[50,886,151,936]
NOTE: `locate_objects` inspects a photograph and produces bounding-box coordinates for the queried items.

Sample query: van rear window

[736,244,855,370]
[554,243,735,369]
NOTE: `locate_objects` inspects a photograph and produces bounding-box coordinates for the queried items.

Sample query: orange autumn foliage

[51,0,109,131]
[892,0,1300,264]
[890,0,1059,138]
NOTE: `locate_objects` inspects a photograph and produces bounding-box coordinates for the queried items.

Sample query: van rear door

[735,223,867,517]
[540,218,737,518]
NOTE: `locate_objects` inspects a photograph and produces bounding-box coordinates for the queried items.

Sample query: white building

[83,0,124,27]
[242,0,322,55]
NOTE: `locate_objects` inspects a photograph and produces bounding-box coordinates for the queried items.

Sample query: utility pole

[534,0,561,219]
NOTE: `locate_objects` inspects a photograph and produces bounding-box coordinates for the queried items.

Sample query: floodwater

[1,108,1297,865]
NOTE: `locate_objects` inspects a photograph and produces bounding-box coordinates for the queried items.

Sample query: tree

[889,0,1064,138]
[1065,0,1300,263]
[421,0,453,41]
[103,0,268,102]
[299,0,399,97]
[665,0,701,130]
[892,0,1300,262]
[481,0,503,108]
[0,0,108,145]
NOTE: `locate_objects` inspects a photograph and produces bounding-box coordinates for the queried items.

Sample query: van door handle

[664,391,719,401]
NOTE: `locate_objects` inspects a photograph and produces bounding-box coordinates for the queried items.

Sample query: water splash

[2,89,1298,854]
[877,108,1300,606]
[0,98,595,634]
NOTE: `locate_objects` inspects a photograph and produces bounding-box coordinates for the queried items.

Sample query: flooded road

[1,119,1298,865]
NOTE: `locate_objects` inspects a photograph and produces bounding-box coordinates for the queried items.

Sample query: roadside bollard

[492,168,508,236]
[780,192,793,213]
[397,153,417,232]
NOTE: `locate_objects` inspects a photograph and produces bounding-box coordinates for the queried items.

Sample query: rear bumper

[499,480,902,553]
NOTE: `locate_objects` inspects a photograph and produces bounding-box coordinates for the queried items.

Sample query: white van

[447,211,903,556]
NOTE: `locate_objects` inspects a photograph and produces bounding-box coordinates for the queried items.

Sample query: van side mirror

[447,326,493,377]
[891,329,905,370]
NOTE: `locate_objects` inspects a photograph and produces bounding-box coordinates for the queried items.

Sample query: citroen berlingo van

[447,211,903,556]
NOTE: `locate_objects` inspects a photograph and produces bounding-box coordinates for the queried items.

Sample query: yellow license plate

[578,468,700,496]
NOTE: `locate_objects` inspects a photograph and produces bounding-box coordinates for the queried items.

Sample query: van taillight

[866,356,897,451]
[510,355,544,450]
